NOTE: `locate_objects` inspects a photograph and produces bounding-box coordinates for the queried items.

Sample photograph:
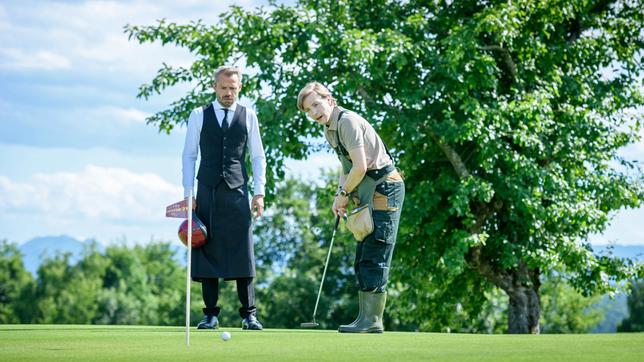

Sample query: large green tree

[126,0,643,333]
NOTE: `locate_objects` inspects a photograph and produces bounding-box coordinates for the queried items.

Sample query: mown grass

[1,325,643,361]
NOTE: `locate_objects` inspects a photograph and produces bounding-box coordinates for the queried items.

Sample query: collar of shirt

[326,106,343,131]
[214,100,238,113]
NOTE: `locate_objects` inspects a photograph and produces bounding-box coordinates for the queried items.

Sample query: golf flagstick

[185,193,193,347]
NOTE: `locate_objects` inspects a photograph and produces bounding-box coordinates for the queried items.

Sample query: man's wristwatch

[338,188,349,197]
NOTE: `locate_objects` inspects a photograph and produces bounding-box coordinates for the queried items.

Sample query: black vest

[196,104,248,189]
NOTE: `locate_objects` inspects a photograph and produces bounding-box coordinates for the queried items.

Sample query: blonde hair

[297,82,336,111]
[214,66,242,83]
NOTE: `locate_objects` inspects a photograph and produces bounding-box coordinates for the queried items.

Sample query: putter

[300,215,341,328]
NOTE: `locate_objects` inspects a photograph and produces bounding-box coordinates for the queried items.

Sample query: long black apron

[192,105,255,280]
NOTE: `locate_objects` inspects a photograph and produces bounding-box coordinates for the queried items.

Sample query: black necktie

[222,108,229,132]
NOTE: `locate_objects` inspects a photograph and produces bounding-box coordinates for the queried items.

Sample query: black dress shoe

[197,315,219,329]
[241,315,263,330]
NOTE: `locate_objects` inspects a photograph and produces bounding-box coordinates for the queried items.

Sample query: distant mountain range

[19,235,98,275]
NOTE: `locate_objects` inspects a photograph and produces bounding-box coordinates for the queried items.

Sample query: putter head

[300,322,319,328]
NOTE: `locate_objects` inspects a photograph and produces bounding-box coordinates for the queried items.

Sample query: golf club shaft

[311,215,341,320]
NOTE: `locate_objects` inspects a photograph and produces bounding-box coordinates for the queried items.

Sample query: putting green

[1,325,642,361]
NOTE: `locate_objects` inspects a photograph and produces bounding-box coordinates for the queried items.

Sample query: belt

[366,164,395,181]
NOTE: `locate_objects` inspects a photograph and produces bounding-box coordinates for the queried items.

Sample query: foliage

[24,242,192,326]
[0,240,34,323]
[617,279,644,332]
[540,275,604,333]
[591,293,628,332]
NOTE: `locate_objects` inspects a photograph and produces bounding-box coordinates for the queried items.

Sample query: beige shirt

[324,106,392,171]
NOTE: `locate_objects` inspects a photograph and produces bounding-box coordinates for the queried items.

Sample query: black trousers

[201,277,256,318]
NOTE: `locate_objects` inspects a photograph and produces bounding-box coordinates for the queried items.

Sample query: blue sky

[0,0,642,247]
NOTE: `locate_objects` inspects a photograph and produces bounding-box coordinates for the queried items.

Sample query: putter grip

[334,215,340,230]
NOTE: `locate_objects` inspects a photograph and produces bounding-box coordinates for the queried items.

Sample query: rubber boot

[338,291,386,333]
[338,290,364,329]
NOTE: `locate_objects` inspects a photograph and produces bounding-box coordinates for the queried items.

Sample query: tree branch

[430,133,470,178]
[480,45,517,90]
[468,245,512,290]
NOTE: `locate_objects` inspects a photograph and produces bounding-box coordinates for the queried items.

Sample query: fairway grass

[1,325,643,361]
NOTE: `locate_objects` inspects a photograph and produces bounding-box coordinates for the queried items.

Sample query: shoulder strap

[334,111,350,157]
[381,137,395,164]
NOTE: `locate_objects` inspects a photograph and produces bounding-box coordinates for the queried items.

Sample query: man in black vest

[182,66,266,330]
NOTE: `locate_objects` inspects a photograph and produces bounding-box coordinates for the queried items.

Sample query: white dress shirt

[182,100,266,197]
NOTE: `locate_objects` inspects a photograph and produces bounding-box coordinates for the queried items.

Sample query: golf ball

[220,331,231,341]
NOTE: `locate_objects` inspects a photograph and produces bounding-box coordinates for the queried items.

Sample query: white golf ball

[220,331,231,341]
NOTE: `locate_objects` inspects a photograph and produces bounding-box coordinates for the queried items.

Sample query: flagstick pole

[186,192,193,347]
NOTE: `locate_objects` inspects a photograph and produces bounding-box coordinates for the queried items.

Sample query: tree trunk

[468,248,542,334]
[503,264,541,334]
[507,285,541,334]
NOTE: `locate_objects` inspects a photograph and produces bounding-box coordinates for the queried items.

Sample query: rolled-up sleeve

[182,108,202,197]
[246,109,267,196]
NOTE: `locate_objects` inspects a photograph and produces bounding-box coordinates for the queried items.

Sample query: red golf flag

[166,199,190,218]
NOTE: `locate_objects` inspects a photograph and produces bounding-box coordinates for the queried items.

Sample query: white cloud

[39,104,149,127]
[0,145,186,244]
[0,97,182,153]
[62,105,153,131]
[0,0,264,76]
[0,48,71,71]
[91,106,149,124]
[0,165,181,222]
[591,207,644,246]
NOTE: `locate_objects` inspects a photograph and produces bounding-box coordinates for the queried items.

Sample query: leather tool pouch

[345,204,374,241]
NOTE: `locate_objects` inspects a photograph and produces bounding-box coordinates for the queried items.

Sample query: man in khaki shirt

[298,82,405,333]
[323,107,392,173]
